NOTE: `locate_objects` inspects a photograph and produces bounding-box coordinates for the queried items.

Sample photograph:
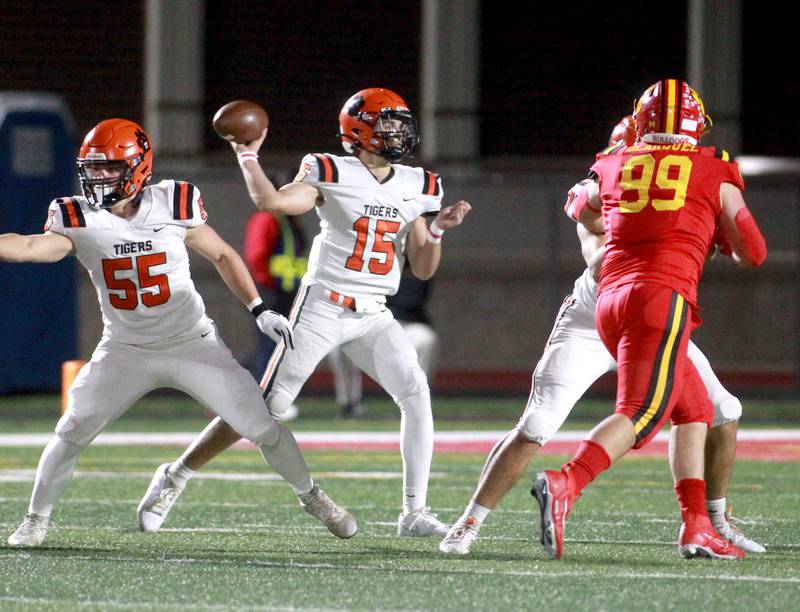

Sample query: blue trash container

[0,92,77,393]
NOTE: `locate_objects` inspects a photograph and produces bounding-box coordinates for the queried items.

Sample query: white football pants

[517,295,742,444]
[260,283,433,511]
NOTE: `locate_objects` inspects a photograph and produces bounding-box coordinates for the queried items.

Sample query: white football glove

[256,310,295,349]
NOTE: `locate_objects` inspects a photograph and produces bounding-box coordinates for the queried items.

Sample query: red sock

[563,440,612,501]
[674,478,708,523]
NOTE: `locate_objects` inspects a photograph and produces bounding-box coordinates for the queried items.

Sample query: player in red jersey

[531,79,767,560]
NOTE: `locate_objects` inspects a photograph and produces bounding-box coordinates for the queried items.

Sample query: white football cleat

[398,507,449,537]
[8,513,49,547]
[299,484,358,538]
[714,512,766,553]
[439,515,481,554]
[137,462,184,532]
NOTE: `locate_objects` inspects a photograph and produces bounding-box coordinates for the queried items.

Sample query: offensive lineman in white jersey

[137,88,471,536]
[439,116,765,555]
[4,119,356,547]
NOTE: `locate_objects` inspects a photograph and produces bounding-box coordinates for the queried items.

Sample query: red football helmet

[338,88,419,161]
[77,118,153,208]
[609,115,636,147]
[633,79,712,145]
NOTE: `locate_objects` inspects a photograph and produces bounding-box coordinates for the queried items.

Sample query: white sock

[707,497,727,521]
[258,423,314,496]
[29,436,84,518]
[398,391,433,514]
[464,502,490,526]
[167,459,194,489]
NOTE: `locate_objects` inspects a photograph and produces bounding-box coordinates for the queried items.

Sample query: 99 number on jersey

[345,216,400,275]
[620,154,693,213]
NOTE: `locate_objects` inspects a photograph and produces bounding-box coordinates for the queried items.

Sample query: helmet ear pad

[337,129,358,154]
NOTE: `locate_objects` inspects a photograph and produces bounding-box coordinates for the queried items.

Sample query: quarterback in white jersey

[440,117,765,556]
[4,119,356,548]
[138,88,471,538]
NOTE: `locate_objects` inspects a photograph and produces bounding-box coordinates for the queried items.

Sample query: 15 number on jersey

[345,216,400,275]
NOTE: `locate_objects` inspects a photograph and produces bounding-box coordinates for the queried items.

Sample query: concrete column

[688,0,742,152]
[144,0,204,156]
[420,0,480,161]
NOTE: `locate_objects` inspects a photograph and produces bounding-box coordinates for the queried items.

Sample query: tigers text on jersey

[295,153,443,299]
[44,180,212,345]
[591,142,744,307]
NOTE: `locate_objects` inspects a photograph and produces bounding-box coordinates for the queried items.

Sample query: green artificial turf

[1,417,798,610]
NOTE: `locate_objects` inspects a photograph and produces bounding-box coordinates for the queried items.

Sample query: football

[212,100,269,144]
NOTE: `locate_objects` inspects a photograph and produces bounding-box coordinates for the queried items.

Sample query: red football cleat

[531,470,571,559]
[678,515,746,560]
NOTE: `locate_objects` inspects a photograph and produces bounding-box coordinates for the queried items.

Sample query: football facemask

[77,159,132,208]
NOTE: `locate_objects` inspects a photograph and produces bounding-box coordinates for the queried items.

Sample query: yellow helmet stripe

[666,79,679,134]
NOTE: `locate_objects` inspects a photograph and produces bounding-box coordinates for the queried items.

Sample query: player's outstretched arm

[718,183,767,268]
[406,200,471,280]
[0,231,74,263]
[185,224,263,306]
[185,224,294,347]
[229,129,318,216]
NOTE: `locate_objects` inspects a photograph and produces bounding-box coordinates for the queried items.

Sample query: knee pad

[396,388,432,417]
[266,391,295,420]
[246,417,281,447]
[397,366,430,402]
[517,411,556,446]
[712,395,742,428]
[54,413,103,447]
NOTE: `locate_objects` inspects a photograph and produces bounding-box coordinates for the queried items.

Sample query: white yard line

[0,469,446,483]
[2,429,800,447]
[1,552,797,585]
[0,597,321,611]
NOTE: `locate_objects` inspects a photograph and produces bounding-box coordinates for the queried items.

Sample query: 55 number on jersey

[102,253,171,310]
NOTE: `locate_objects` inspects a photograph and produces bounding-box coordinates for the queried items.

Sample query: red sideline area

[303,370,799,396]
[292,438,800,462]
[1,432,797,461]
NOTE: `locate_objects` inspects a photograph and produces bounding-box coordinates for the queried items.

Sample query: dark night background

[1,1,796,158]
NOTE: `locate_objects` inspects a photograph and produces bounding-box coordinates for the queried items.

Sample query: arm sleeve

[722,160,746,191]
[171,181,208,228]
[43,200,66,233]
[425,192,443,216]
[293,154,322,185]
[734,207,767,266]
[421,171,443,215]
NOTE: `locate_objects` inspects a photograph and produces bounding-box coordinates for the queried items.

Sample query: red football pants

[596,283,713,448]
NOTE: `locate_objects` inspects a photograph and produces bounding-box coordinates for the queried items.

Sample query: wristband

[427,220,444,244]
[237,151,259,168]
[248,297,268,318]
